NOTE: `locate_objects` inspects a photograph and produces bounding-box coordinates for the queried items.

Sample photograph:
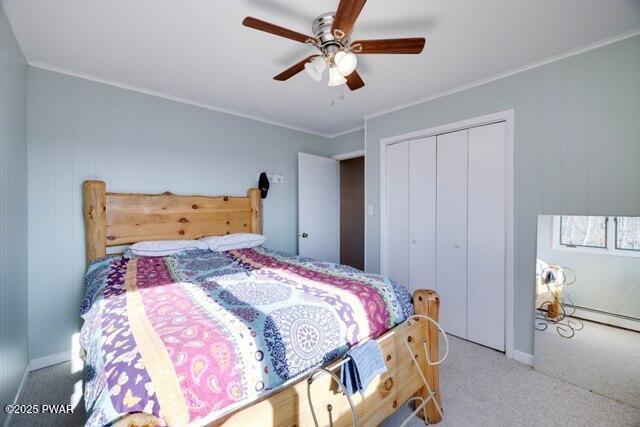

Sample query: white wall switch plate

[367,205,374,215]
[255,173,284,184]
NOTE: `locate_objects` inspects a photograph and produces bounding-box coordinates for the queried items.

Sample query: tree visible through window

[615,217,640,251]
[560,216,607,248]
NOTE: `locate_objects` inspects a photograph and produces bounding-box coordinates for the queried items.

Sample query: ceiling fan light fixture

[304,56,326,82]
[327,66,347,86]
[243,1,425,91]
[334,50,358,76]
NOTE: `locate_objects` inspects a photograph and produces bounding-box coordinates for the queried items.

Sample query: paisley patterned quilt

[80,247,413,426]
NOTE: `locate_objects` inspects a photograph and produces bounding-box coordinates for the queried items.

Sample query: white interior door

[467,122,506,351]
[384,142,410,286]
[436,129,469,339]
[381,118,510,353]
[298,153,339,263]
[409,137,437,292]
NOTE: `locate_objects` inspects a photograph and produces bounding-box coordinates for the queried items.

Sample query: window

[615,217,640,251]
[559,216,606,248]
[552,215,640,257]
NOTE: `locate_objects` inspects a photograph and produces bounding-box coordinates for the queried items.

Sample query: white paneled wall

[0,6,28,423]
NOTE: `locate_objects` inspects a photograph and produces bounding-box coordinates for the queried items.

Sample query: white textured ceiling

[3,0,640,136]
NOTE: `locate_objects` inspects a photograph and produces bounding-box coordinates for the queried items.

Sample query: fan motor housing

[312,12,347,48]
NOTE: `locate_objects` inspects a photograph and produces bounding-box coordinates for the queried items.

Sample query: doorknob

[301,233,309,238]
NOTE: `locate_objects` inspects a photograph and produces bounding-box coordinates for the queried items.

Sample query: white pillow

[130,239,208,256]
[200,233,266,252]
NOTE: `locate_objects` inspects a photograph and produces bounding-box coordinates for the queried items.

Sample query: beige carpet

[383,335,640,426]
[10,335,640,426]
[535,317,640,410]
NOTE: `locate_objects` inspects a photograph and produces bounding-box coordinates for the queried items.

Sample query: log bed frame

[83,180,442,426]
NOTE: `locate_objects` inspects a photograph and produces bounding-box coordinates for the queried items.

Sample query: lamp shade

[327,66,347,86]
[334,50,358,76]
[304,56,326,82]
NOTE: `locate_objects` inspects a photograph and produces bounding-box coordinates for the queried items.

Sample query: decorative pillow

[200,233,266,252]
[130,239,209,256]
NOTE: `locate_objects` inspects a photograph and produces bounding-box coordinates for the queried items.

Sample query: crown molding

[363,28,640,121]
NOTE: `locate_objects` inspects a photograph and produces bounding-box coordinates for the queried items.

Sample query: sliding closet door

[467,122,506,351]
[408,137,437,292]
[384,142,409,286]
[436,130,468,339]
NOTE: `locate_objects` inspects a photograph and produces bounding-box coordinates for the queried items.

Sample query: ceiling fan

[242,0,426,91]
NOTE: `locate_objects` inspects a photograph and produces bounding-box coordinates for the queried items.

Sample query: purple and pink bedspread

[80,247,413,426]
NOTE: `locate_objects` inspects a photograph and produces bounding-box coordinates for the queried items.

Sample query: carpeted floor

[535,317,640,410]
[10,361,85,426]
[10,335,640,426]
[384,336,640,426]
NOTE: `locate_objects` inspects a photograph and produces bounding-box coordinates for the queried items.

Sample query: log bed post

[413,289,443,424]
[247,187,262,234]
[83,180,107,263]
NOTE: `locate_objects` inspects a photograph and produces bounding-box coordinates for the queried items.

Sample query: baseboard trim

[513,350,534,366]
[29,351,71,371]
[571,307,640,332]
[3,363,30,427]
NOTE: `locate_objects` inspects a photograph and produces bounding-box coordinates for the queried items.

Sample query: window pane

[560,216,606,248]
[615,217,640,251]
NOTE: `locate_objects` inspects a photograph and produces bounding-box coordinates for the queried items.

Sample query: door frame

[332,149,365,161]
[379,109,515,360]
[332,149,367,271]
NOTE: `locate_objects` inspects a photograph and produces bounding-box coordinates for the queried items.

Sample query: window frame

[558,215,607,249]
[614,216,640,253]
[552,215,640,258]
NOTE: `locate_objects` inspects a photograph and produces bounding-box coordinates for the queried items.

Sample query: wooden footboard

[115,290,442,426]
[412,289,443,423]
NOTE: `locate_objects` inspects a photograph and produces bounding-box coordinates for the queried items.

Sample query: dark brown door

[340,156,365,270]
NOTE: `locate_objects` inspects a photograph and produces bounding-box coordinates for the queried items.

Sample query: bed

[81,180,442,426]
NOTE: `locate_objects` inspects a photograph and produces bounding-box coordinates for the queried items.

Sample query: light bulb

[327,66,347,86]
[334,50,357,76]
[304,56,326,82]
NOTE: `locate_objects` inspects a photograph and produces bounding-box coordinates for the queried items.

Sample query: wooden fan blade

[243,17,315,44]
[274,55,319,81]
[332,0,367,38]
[345,70,365,91]
[351,38,426,54]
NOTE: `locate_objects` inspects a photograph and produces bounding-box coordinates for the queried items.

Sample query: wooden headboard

[82,180,262,263]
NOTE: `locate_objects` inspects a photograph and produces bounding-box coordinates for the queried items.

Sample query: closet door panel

[436,130,468,339]
[385,142,409,287]
[409,137,437,292]
[468,122,506,351]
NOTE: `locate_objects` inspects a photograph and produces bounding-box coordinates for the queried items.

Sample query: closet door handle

[454,243,461,248]
[411,238,419,243]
